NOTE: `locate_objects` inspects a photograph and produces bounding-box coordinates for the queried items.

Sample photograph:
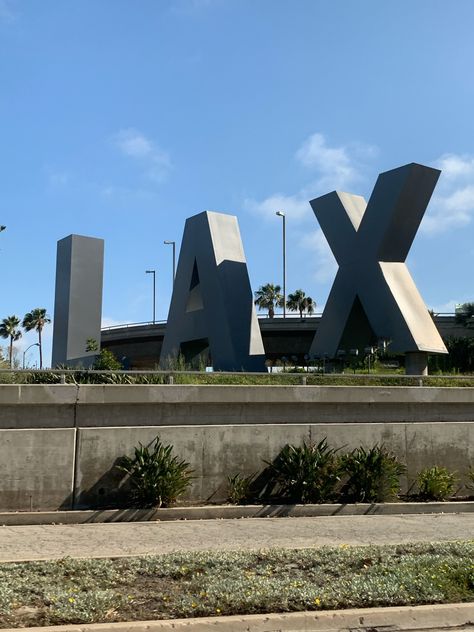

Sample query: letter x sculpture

[309,162,447,358]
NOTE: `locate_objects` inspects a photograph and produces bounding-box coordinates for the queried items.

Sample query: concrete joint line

[71,384,81,509]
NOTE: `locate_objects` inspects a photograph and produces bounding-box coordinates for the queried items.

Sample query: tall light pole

[276,211,286,318]
[23,343,40,369]
[163,240,176,285]
[145,269,156,324]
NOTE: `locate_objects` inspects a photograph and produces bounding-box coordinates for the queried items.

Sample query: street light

[163,240,176,285]
[23,343,40,369]
[145,269,156,324]
[276,211,286,318]
[0,226,5,232]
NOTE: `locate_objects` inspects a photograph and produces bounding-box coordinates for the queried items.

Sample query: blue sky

[1,0,474,366]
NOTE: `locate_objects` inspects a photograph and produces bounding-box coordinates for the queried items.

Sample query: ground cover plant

[0,543,473,627]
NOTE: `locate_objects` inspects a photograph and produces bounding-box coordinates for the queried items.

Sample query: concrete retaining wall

[0,384,473,510]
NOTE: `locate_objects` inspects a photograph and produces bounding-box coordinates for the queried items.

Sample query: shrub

[227,473,256,504]
[417,466,458,501]
[266,439,340,504]
[340,445,406,503]
[92,349,123,371]
[117,437,193,507]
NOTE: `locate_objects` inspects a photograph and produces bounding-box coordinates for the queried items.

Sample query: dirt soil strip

[1,603,474,632]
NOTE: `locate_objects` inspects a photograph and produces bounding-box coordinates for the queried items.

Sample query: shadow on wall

[73,457,129,509]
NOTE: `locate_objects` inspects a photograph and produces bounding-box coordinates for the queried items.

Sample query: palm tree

[254,283,284,318]
[22,308,51,369]
[0,315,22,368]
[286,289,316,318]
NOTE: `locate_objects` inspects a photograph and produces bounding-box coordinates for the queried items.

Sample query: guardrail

[100,313,458,332]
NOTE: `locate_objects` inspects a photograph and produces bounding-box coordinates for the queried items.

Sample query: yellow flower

[216,608,221,614]
[314,597,321,606]
[192,603,197,608]
[68,597,75,604]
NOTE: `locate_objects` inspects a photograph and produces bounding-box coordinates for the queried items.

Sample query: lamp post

[23,343,40,369]
[163,240,176,285]
[145,269,156,324]
[276,211,286,318]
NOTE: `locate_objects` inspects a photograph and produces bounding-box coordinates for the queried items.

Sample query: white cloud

[244,192,310,221]
[245,132,375,223]
[423,153,474,235]
[101,317,132,329]
[429,299,470,315]
[244,132,376,285]
[113,128,171,184]
[100,184,155,201]
[45,167,71,188]
[300,230,337,283]
[295,133,358,190]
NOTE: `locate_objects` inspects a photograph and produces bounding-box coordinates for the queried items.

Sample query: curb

[1,603,473,632]
[1,501,474,526]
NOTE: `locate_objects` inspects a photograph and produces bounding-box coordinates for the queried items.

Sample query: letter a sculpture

[161,211,265,371]
[309,162,447,375]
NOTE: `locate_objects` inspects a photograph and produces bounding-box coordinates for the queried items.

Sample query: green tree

[455,302,474,329]
[22,308,51,369]
[445,336,474,373]
[254,283,284,318]
[86,338,99,353]
[0,315,22,368]
[93,348,123,371]
[286,289,316,318]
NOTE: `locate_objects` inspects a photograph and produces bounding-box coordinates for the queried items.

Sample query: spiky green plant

[227,472,256,504]
[117,437,193,507]
[340,445,406,502]
[417,466,458,501]
[266,439,340,503]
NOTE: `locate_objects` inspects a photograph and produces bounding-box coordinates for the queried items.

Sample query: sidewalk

[1,512,473,562]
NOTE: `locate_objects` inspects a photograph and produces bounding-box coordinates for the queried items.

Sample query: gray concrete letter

[309,163,448,366]
[160,211,265,371]
[51,234,104,367]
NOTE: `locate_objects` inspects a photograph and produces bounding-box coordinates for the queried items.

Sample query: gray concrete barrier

[0,385,473,510]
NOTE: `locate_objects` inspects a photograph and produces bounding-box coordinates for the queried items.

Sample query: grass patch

[0,542,473,627]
